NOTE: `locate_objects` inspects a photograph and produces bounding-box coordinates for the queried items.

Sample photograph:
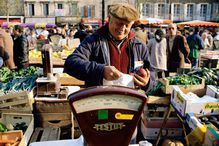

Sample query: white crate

[141,120,183,140]
[171,86,219,117]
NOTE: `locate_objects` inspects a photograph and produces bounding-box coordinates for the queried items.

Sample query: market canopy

[177,20,219,27]
[135,18,173,25]
[1,22,56,29]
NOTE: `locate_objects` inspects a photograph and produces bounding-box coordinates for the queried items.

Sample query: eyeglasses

[169,27,174,30]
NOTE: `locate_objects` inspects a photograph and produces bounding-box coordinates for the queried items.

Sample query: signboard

[56,16,81,24]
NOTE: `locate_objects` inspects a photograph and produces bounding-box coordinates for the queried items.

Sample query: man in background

[166,23,190,74]
[0,25,16,69]
[187,27,204,68]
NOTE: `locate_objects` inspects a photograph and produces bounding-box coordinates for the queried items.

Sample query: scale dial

[73,94,143,113]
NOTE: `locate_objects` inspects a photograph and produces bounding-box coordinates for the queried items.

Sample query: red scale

[69,86,147,146]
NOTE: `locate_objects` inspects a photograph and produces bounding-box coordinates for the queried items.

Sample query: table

[29,135,139,146]
[154,104,189,146]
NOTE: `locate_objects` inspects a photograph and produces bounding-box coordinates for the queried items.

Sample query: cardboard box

[171,86,219,117]
[186,113,204,130]
[141,119,183,140]
[203,126,219,146]
[207,86,219,99]
[141,103,182,140]
[0,113,34,146]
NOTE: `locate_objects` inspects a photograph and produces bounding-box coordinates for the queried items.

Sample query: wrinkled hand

[133,69,150,88]
[103,66,121,80]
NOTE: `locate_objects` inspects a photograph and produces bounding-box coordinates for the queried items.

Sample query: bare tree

[0,0,23,23]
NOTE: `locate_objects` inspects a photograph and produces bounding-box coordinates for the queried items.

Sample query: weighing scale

[69,86,147,146]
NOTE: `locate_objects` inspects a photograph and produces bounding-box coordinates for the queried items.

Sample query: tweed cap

[109,3,139,22]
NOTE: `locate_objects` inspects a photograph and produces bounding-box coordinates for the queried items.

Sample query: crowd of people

[133,22,219,79]
[0,2,219,145]
[0,20,94,70]
[0,2,218,78]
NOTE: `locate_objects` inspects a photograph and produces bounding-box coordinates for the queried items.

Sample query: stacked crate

[0,90,35,146]
[34,97,73,139]
[141,96,183,140]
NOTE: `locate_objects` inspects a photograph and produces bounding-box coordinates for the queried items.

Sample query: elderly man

[166,24,190,73]
[64,3,155,144]
[64,3,155,91]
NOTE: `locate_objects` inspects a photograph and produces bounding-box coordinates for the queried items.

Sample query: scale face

[73,94,142,114]
[69,86,147,146]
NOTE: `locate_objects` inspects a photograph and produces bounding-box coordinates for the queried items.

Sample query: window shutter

[92,5,95,18]
[84,5,88,17]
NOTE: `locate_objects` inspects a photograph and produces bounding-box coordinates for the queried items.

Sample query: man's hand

[103,66,121,80]
[133,68,150,87]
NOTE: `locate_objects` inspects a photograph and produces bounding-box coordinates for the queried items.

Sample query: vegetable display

[0,66,41,95]
[166,74,202,85]
[186,67,219,85]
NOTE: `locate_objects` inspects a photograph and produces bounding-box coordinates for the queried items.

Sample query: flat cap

[109,3,139,22]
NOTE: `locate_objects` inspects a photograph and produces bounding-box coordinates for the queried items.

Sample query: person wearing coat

[64,3,155,92]
[166,24,190,73]
[0,27,16,69]
[147,29,167,78]
[12,25,29,69]
[64,3,156,144]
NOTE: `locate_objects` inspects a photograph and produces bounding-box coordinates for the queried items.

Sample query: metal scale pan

[69,86,147,146]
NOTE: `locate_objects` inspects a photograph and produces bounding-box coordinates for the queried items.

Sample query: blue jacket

[64,26,155,92]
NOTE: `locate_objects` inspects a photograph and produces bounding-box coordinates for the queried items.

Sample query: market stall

[0,36,218,146]
[1,22,56,29]
[177,20,219,28]
[135,18,173,26]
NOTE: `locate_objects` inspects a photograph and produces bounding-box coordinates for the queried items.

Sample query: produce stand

[199,50,219,68]
[0,89,35,114]
[160,76,205,94]
[0,113,34,146]
[1,33,219,146]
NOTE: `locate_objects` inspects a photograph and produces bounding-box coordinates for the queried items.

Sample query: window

[173,4,180,17]
[83,5,95,18]
[29,4,35,16]
[57,3,63,9]
[215,3,219,14]
[158,4,165,17]
[43,3,49,16]
[71,3,77,16]
[200,4,207,17]
[187,4,194,17]
[142,3,150,17]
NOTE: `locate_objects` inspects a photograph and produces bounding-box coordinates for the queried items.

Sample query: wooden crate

[34,98,71,113]
[0,113,34,146]
[147,96,170,105]
[58,73,84,86]
[160,77,205,94]
[71,116,81,139]
[34,113,72,128]
[0,130,23,146]
[29,127,60,144]
[29,57,64,66]
[0,90,35,113]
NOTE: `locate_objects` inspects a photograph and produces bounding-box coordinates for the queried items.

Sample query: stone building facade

[137,0,219,22]
[2,0,218,25]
